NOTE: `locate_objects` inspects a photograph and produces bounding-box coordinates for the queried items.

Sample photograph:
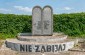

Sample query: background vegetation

[0,13,85,39]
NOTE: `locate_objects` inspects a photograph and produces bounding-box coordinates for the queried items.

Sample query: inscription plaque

[20,44,66,52]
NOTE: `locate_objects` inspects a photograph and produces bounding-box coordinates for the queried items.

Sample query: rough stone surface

[0,45,85,55]
[18,35,67,42]
[77,38,85,43]
[0,40,85,55]
[42,6,53,35]
[1,40,85,55]
[32,6,42,35]
[5,32,77,52]
[5,38,75,52]
[17,33,67,42]
[32,6,53,36]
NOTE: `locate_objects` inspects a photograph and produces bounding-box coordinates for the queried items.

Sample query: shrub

[0,13,85,37]
[53,13,85,36]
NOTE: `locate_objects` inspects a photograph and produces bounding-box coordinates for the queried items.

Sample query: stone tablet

[42,6,53,35]
[32,6,42,35]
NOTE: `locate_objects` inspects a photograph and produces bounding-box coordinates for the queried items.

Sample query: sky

[0,0,85,15]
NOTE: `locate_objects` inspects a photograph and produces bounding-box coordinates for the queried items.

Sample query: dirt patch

[0,40,4,48]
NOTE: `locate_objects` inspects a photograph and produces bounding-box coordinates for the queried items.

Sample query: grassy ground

[0,33,85,40]
[68,34,85,39]
[0,33,16,40]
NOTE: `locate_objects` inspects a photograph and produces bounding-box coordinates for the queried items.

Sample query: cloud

[14,6,32,12]
[63,7,73,10]
[0,8,11,12]
[56,7,73,11]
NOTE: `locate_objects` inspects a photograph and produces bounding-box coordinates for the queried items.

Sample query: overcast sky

[0,0,85,15]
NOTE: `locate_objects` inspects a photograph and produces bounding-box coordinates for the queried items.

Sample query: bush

[0,14,32,35]
[53,13,85,36]
[0,13,85,38]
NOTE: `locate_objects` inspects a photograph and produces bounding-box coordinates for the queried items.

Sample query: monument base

[5,33,77,52]
[17,33,67,42]
[5,39,75,52]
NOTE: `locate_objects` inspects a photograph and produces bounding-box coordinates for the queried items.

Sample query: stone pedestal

[5,33,76,52]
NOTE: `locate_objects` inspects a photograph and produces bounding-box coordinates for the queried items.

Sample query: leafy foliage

[0,13,32,35]
[53,13,85,36]
[0,13,85,39]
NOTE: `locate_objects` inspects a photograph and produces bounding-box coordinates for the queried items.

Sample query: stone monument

[32,6,53,35]
[5,5,76,53]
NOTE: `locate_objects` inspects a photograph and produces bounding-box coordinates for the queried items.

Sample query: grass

[0,33,16,40]
[68,34,85,39]
[0,33,85,40]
